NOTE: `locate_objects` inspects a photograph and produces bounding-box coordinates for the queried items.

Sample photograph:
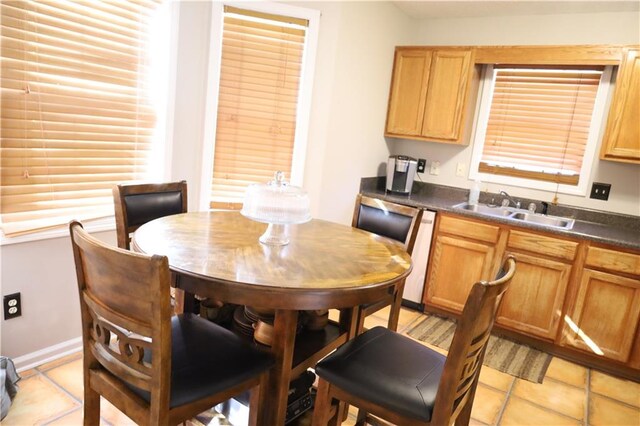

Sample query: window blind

[479,67,603,185]
[1,0,161,236]
[210,6,308,209]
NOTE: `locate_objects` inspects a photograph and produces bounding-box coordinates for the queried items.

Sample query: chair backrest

[352,194,423,255]
[113,181,188,249]
[69,221,172,404]
[431,255,517,425]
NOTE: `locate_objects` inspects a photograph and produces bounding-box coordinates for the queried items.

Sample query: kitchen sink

[509,212,575,229]
[452,202,575,230]
[451,202,513,217]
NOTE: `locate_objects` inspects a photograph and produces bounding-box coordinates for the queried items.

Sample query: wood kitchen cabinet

[496,230,578,340]
[600,48,640,163]
[385,48,473,144]
[425,215,501,312]
[560,246,640,363]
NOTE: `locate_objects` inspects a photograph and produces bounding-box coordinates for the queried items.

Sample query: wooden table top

[132,211,412,306]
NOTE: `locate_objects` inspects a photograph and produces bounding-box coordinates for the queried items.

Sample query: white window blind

[1,0,162,237]
[479,67,603,185]
[210,6,308,209]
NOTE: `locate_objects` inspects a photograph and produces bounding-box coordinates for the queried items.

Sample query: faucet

[499,191,521,209]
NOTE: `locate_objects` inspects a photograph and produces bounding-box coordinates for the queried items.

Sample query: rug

[407,315,552,383]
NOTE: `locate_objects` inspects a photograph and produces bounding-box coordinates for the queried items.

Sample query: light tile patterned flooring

[4,307,640,425]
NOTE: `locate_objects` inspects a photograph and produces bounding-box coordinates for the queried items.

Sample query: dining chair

[69,221,273,425]
[351,194,423,331]
[113,181,191,313]
[312,256,517,426]
[112,181,188,250]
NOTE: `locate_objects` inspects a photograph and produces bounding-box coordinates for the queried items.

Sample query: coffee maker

[386,155,417,194]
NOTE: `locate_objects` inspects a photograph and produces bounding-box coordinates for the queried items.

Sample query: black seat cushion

[129,313,273,408]
[356,204,412,244]
[124,191,183,228]
[315,326,445,422]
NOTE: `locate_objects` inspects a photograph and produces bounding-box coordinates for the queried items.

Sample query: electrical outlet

[3,292,21,320]
[456,162,466,177]
[430,161,440,176]
[590,182,611,201]
[417,158,426,173]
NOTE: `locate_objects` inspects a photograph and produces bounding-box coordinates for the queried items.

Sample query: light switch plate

[456,163,466,177]
[430,161,440,175]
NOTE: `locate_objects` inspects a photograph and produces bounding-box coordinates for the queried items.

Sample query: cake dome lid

[241,171,311,225]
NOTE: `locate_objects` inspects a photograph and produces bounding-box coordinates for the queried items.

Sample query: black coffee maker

[386,155,417,194]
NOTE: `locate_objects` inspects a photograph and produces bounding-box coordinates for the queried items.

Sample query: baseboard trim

[13,337,82,372]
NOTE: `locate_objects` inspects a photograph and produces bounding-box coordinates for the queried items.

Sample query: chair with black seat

[69,221,273,425]
[113,181,192,312]
[312,256,517,426]
[351,194,422,331]
[112,181,188,250]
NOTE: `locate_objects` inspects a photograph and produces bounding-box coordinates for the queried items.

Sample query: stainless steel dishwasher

[402,210,436,308]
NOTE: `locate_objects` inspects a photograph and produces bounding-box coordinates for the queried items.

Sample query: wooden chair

[113,181,192,312]
[351,194,423,331]
[112,181,188,250]
[312,256,517,426]
[69,221,273,425]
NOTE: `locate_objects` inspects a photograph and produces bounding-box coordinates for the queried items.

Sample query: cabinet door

[600,48,640,163]
[425,234,496,312]
[421,50,473,141]
[496,251,572,339]
[385,49,432,136]
[561,269,640,362]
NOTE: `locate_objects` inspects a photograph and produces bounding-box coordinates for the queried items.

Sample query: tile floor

[4,307,640,425]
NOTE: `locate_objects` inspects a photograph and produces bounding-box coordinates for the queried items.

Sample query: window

[470,65,612,195]
[0,1,168,237]
[202,4,319,209]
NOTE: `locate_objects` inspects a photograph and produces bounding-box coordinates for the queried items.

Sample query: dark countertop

[360,177,640,251]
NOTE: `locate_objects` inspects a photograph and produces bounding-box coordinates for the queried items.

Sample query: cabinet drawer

[507,230,577,261]
[586,246,640,276]
[439,215,500,243]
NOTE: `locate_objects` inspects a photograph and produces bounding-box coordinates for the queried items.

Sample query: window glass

[0,1,168,236]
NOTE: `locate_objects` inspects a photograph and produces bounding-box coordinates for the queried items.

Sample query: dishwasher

[402,210,436,309]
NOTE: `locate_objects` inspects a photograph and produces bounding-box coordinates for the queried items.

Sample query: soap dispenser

[469,179,481,205]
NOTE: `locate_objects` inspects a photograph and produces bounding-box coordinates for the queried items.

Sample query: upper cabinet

[600,48,640,163]
[385,48,474,144]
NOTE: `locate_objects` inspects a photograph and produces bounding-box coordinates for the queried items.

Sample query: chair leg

[83,386,100,426]
[387,280,405,331]
[248,373,268,426]
[355,408,367,426]
[312,378,333,426]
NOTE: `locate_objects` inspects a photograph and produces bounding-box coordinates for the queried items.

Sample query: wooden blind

[0,0,161,236]
[480,67,603,185]
[210,6,308,209]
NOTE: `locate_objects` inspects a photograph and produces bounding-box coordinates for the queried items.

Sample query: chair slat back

[352,194,423,255]
[70,221,172,392]
[432,256,516,424]
[113,181,187,249]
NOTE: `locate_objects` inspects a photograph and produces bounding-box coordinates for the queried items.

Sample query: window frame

[199,1,320,211]
[469,64,613,196]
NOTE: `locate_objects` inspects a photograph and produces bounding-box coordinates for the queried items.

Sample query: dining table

[132,210,412,425]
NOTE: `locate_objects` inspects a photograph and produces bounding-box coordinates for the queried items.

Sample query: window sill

[0,217,116,246]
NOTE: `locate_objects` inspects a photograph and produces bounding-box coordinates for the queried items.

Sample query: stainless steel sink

[509,212,575,229]
[451,202,513,217]
[452,202,575,230]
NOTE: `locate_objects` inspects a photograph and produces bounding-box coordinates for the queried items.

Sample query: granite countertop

[360,177,640,251]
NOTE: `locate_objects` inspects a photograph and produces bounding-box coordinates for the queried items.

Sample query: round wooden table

[132,211,412,425]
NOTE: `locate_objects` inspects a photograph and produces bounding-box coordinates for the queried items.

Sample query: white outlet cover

[430,161,440,175]
[456,163,466,177]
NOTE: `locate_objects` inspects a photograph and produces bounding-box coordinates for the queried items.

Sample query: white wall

[0,231,116,361]
[392,11,640,216]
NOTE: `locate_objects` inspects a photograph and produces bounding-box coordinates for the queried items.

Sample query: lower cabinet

[423,212,640,374]
[561,268,640,363]
[496,251,572,339]
[425,215,499,312]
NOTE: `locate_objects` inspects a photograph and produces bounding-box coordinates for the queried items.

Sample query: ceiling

[392,1,640,19]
